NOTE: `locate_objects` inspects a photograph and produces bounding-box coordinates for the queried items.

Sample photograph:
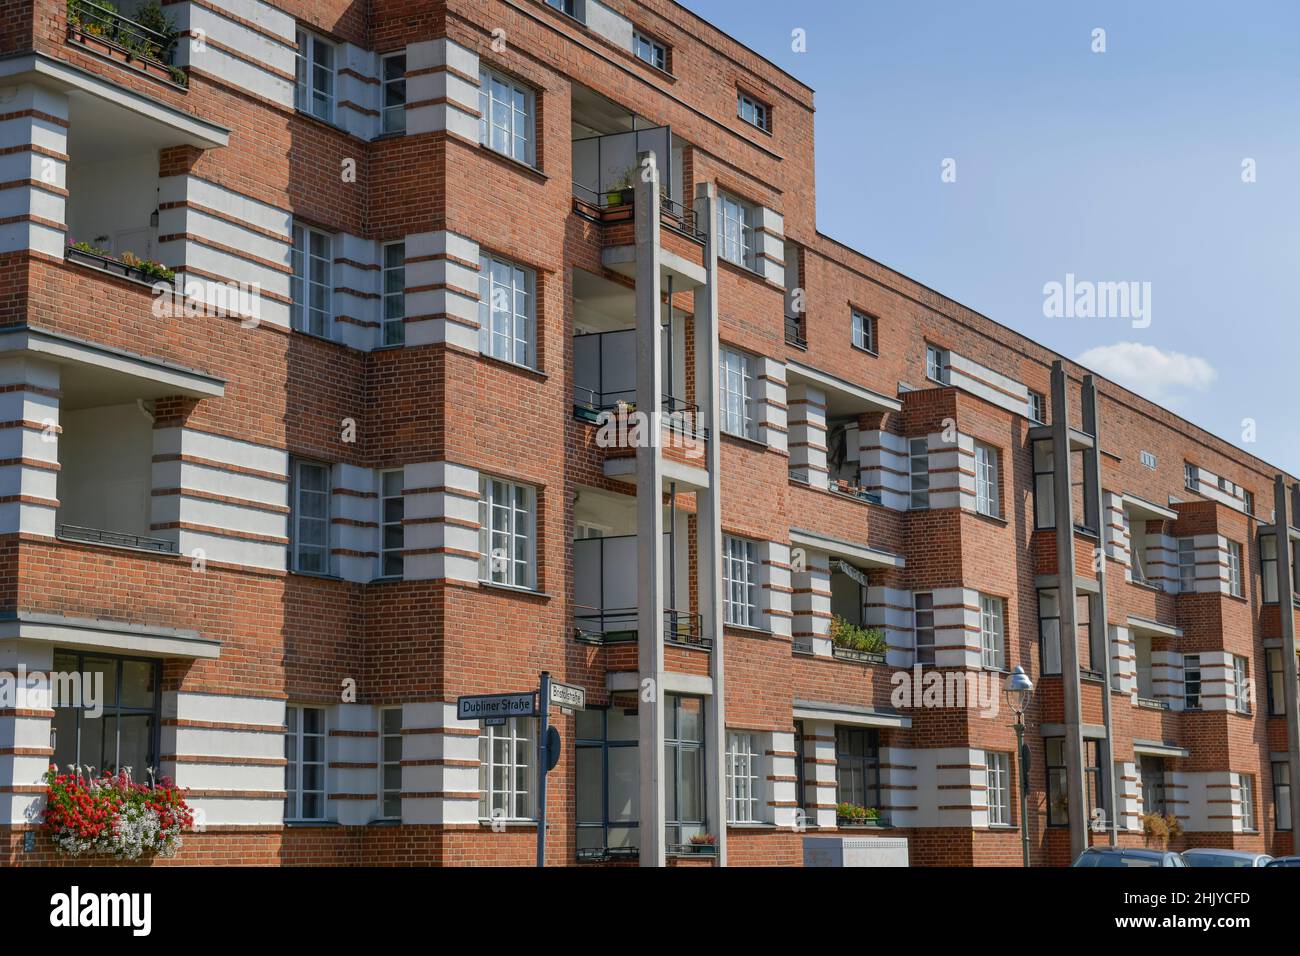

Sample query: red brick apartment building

[0,0,1295,868]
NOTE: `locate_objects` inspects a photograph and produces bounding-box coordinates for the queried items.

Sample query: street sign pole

[536,671,550,868]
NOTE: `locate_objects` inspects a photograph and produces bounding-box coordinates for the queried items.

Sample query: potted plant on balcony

[687,833,717,854]
[604,166,638,206]
[836,802,882,827]
[829,616,887,664]
[67,0,185,87]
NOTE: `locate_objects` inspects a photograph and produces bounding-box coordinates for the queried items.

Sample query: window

[1184,461,1197,491]
[851,310,876,353]
[576,707,639,856]
[1037,589,1061,675]
[382,241,406,346]
[1033,440,1055,529]
[478,476,536,589]
[381,53,406,133]
[379,707,402,819]
[1273,761,1292,831]
[380,469,404,578]
[726,732,761,823]
[908,437,930,509]
[1227,540,1243,597]
[835,727,881,811]
[633,30,666,70]
[1139,755,1167,815]
[1266,648,1286,716]
[295,29,335,121]
[1177,538,1196,593]
[545,0,580,17]
[1140,450,1157,470]
[979,593,1005,670]
[1027,390,1046,424]
[974,442,1000,518]
[665,695,705,845]
[737,91,771,132]
[718,347,757,439]
[285,705,326,821]
[723,535,759,627]
[1243,489,1255,516]
[913,591,935,666]
[51,651,161,778]
[291,224,333,337]
[1262,535,1279,603]
[1077,593,1100,674]
[1240,775,1256,831]
[1233,655,1251,714]
[291,459,331,574]
[479,717,535,820]
[986,752,1010,826]
[1083,740,1105,825]
[477,252,535,367]
[478,67,535,165]
[925,345,949,384]
[793,720,805,812]
[1045,738,1068,826]
[1184,654,1202,710]
[717,192,754,269]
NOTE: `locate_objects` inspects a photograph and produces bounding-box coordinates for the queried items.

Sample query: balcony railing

[67,0,186,86]
[574,605,711,650]
[829,480,882,505]
[58,524,178,554]
[784,315,807,349]
[65,243,175,284]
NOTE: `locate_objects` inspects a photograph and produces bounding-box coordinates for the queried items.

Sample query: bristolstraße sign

[457,692,537,721]
[548,681,586,711]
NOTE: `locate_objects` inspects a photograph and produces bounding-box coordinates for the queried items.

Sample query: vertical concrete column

[694,182,727,866]
[0,357,59,538]
[1049,361,1089,860]
[787,383,828,489]
[0,83,67,259]
[634,151,666,867]
[1274,476,1300,848]
[0,641,54,831]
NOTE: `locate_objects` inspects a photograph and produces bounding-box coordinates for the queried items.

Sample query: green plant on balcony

[829,615,887,655]
[130,0,178,62]
[68,239,111,258]
[835,802,881,825]
[605,165,638,205]
[120,250,175,282]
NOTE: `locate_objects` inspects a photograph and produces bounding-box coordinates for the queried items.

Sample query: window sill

[478,350,547,380]
[290,569,345,582]
[717,255,780,289]
[477,581,553,601]
[284,820,339,828]
[850,344,879,358]
[476,143,548,183]
[724,622,775,638]
[726,822,777,830]
[720,430,769,452]
[987,824,1019,832]
[971,510,1008,527]
[479,819,537,828]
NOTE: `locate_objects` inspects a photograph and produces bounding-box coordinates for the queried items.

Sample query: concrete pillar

[787,383,828,489]
[1274,476,1300,848]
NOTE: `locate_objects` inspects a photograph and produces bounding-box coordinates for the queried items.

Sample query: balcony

[66,0,187,88]
[784,314,807,349]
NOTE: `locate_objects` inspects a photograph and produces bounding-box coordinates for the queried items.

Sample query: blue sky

[683,0,1300,476]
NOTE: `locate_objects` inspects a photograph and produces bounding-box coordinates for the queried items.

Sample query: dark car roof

[1081,847,1166,858]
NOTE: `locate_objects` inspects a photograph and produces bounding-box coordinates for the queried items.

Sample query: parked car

[1182,849,1272,868]
[1073,847,1187,867]
[1265,856,1300,867]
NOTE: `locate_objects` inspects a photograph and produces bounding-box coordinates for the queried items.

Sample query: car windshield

[1077,852,1159,867]
[1186,854,1254,867]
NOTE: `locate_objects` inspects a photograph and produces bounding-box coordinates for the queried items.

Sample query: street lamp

[1004,665,1035,868]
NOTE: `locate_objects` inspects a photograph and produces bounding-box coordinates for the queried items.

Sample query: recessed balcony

[66,0,188,88]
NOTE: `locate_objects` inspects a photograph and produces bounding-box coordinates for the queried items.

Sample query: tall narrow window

[381,53,407,133]
[291,224,333,337]
[726,731,761,823]
[575,708,639,856]
[478,253,535,368]
[1139,755,1166,814]
[908,437,930,509]
[1184,654,1202,710]
[1032,440,1055,528]
[1045,738,1068,826]
[381,241,406,347]
[380,469,404,578]
[974,442,1000,518]
[1227,540,1243,598]
[834,727,881,811]
[926,345,949,384]
[718,347,756,439]
[478,477,536,589]
[1184,461,1197,491]
[1262,534,1279,604]
[723,535,758,627]
[665,695,705,845]
[478,717,535,820]
[1233,655,1251,714]
[51,651,161,778]
[379,707,402,819]
[986,752,1010,826]
[291,459,330,574]
[1267,648,1286,716]
[851,310,876,353]
[1177,538,1196,593]
[295,30,336,121]
[285,705,326,821]
[717,192,753,268]
[1027,390,1046,424]
[1240,775,1256,831]
[478,68,535,165]
[1037,589,1061,675]
[1273,761,1292,831]
[980,593,1005,670]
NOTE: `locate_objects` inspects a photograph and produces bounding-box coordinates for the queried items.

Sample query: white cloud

[1077,342,1217,406]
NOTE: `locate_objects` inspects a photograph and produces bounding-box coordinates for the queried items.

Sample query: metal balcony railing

[574,605,711,650]
[58,524,178,554]
[67,0,183,81]
[784,314,807,349]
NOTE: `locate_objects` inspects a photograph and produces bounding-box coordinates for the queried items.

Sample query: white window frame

[718,347,757,439]
[726,731,761,823]
[1240,774,1256,831]
[974,441,1000,518]
[723,535,759,628]
[381,52,406,134]
[1243,490,1254,516]
[1262,534,1280,604]
[1227,540,1243,598]
[291,224,333,337]
[285,704,327,821]
[478,252,536,368]
[851,309,876,353]
[1028,390,1046,424]
[379,706,402,820]
[1184,654,1202,710]
[291,459,331,575]
[913,591,935,665]
[737,91,770,132]
[379,468,404,579]
[381,240,406,346]
[478,476,536,590]
[717,191,754,269]
[980,593,1005,670]
[1184,461,1197,491]
[633,30,667,70]
[1234,655,1251,714]
[908,437,930,509]
[926,345,949,385]
[1177,537,1196,593]
[295,29,336,121]
[478,717,535,821]
[986,752,1010,826]
[478,67,535,166]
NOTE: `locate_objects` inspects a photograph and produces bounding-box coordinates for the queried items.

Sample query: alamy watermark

[1043,273,1151,328]
[0,665,103,718]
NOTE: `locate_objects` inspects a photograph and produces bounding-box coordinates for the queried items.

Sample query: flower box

[832,645,886,664]
[42,765,194,860]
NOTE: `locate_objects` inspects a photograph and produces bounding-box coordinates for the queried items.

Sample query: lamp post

[1004,665,1035,868]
